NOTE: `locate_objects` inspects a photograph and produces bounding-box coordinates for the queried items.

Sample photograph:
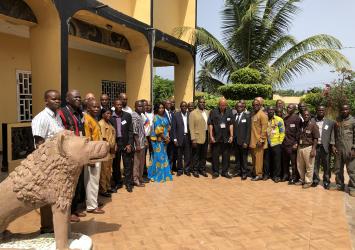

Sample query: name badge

[79,131,83,137]
[220,123,226,129]
[324,125,329,130]
[241,119,246,123]
[227,118,231,121]
[290,124,295,128]
[121,120,127,125]
[305,130,311,134]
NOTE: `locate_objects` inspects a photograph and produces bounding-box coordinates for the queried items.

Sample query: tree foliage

[153,75,174,104]
[219,83,272,100]
[230,67,262,84]
[174,0,350,87]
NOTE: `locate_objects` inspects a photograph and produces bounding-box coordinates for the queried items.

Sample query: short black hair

[44,90,59,100]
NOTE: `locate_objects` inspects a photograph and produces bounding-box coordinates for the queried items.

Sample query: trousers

[335,149,355,190]
[112,143,133,187]
[297,146,315,184]
[234,144,249,177]
[313,145,331,184]
[99,160,113,193]
[192,133,208,173]
[212,142,230,174]
[84,162,101,210]
[263,144,282,178]
[133,149,145,184]
[251,147,264,177]
[282,146,299,181]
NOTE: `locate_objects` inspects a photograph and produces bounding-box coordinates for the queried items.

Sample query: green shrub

[301,92,326,114]
[218,84,272,100]
[230,67,262,84]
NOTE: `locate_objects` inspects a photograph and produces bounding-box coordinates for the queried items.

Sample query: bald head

[255,97,264,106]
[66,89,81,110]
[219,98,228,112]
[85,93,96,101]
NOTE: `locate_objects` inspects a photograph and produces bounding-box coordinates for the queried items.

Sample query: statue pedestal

[0,232,92,250]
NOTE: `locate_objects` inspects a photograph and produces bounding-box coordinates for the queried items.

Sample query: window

[101,80,126,107]
[16,70,32,122]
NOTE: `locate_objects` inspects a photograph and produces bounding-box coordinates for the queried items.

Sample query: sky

[156,0,355,91]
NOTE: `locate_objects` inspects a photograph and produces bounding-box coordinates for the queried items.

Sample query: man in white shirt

[172,101,191,176]
[31,89,64,234]
[119,93,133,114]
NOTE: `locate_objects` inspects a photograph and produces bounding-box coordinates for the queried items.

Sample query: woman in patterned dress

[148,102,173,182]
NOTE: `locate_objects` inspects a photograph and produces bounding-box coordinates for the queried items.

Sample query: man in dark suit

[111,99,134,192]
[172,101,191,176]
[165,99,177,172]
[312,105,335,189]
[232,101,251,179]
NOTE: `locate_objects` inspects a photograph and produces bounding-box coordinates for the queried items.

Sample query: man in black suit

[232,101,251,180]
[165,99,177,172]
[172,101,191,176]
[312,105,336,189]
[111,99,134,192]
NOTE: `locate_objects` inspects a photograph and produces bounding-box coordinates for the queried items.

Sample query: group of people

[31,88,355,235]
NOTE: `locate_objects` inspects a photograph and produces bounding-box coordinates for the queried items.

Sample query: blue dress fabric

[148,115,173,182]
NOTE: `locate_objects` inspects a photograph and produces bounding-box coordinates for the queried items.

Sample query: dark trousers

[212,142,230,175]
[313,145,331,184]
[282,146,299,180]
[167,141,177,172]
[112,142,133,187]
[234,144,249,177]
[335,150,355,190]
[177,135,192,173]
[143,137,153,176]
[192,137,208,173]
[71,170,85,214]
[263,144,282,178]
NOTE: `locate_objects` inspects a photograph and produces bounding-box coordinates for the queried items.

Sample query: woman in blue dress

[148,102,173,182]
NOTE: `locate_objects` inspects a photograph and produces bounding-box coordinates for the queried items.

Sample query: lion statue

[0,130,109,250]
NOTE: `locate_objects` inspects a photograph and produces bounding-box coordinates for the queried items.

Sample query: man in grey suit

[312,105,335,189]
[232,101,251,179]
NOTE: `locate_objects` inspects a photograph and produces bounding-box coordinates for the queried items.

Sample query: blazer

[250,110,268,149]
[311,118,335,154]
[110,111,133,147]
[189,109,209,144]
[233,112,251,146]
[172,111,190,146]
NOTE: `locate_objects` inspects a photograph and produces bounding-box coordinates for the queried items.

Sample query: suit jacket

[312,118,335,154]
[250,110,268,149]
[189,109,209,144]
[110,111,133,147]
[172,111,190,146]
[233,112,251,146]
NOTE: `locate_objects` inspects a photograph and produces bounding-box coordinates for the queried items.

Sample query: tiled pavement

[4,174,354,250]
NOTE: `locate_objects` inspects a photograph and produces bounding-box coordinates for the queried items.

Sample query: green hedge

[218,84,273,100]
[230,67,261,84]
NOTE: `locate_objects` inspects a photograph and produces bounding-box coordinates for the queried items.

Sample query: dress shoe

[87,207,105,214]
[323,182,330,190]
[311,182,318,187]
[241,175,247,180]
[251,176,262,181]
[107,188,115,193]
[273,177,281,183]
[177,172,183,176]
[281,176,289,182]
[302,183,312,189]
[212,173,219,179]
[329,184,345,191]
[295,181,303,186]
[143,177,150,183]
[200,171,208,177]
[126,186,133,192]
[75,212,86,217]
[134,183,145,187]
[221,173,232,179]
[70,214,80,223]
[99,192,112,198]
[193,171,199,178]
[263,175,269,181]
[185,172,191,176]
[288,179,296,185]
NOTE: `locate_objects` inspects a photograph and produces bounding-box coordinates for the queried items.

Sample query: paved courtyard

[5,173,354,250]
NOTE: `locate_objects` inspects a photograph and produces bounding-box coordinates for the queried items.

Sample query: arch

[0,0,37,23]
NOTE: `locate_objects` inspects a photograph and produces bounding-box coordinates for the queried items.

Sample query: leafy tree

[230,67,262,84]
[196,61,224,92]
[175,0,349,86]
[274,89,305,96]
[153,75,174,104]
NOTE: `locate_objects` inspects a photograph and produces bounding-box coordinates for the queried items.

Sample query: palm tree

[175,0,350,86]
[196,61,224,92]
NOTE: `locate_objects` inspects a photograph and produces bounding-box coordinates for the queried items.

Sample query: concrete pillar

[174,52,194,105]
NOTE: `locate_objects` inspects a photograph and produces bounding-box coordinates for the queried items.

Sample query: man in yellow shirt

[84,100,104,214]
[264,106,285,182]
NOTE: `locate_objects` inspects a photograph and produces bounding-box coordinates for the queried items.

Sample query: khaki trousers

[297,146,315,184]
[133,149,145,184]
[100,160,113,193]
[84,162,101,210]
[251,147,264,177]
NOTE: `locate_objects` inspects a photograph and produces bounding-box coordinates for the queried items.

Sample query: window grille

[16,70,32,122]
[101,80,126,107]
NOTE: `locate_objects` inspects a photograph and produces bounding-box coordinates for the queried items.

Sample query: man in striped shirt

[31,89,64,234]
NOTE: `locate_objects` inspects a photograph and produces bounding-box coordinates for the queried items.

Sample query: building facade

[0,0,196,157]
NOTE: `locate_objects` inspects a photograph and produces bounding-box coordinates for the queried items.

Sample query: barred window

[16,70,32,122]
[101,80,126,107]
